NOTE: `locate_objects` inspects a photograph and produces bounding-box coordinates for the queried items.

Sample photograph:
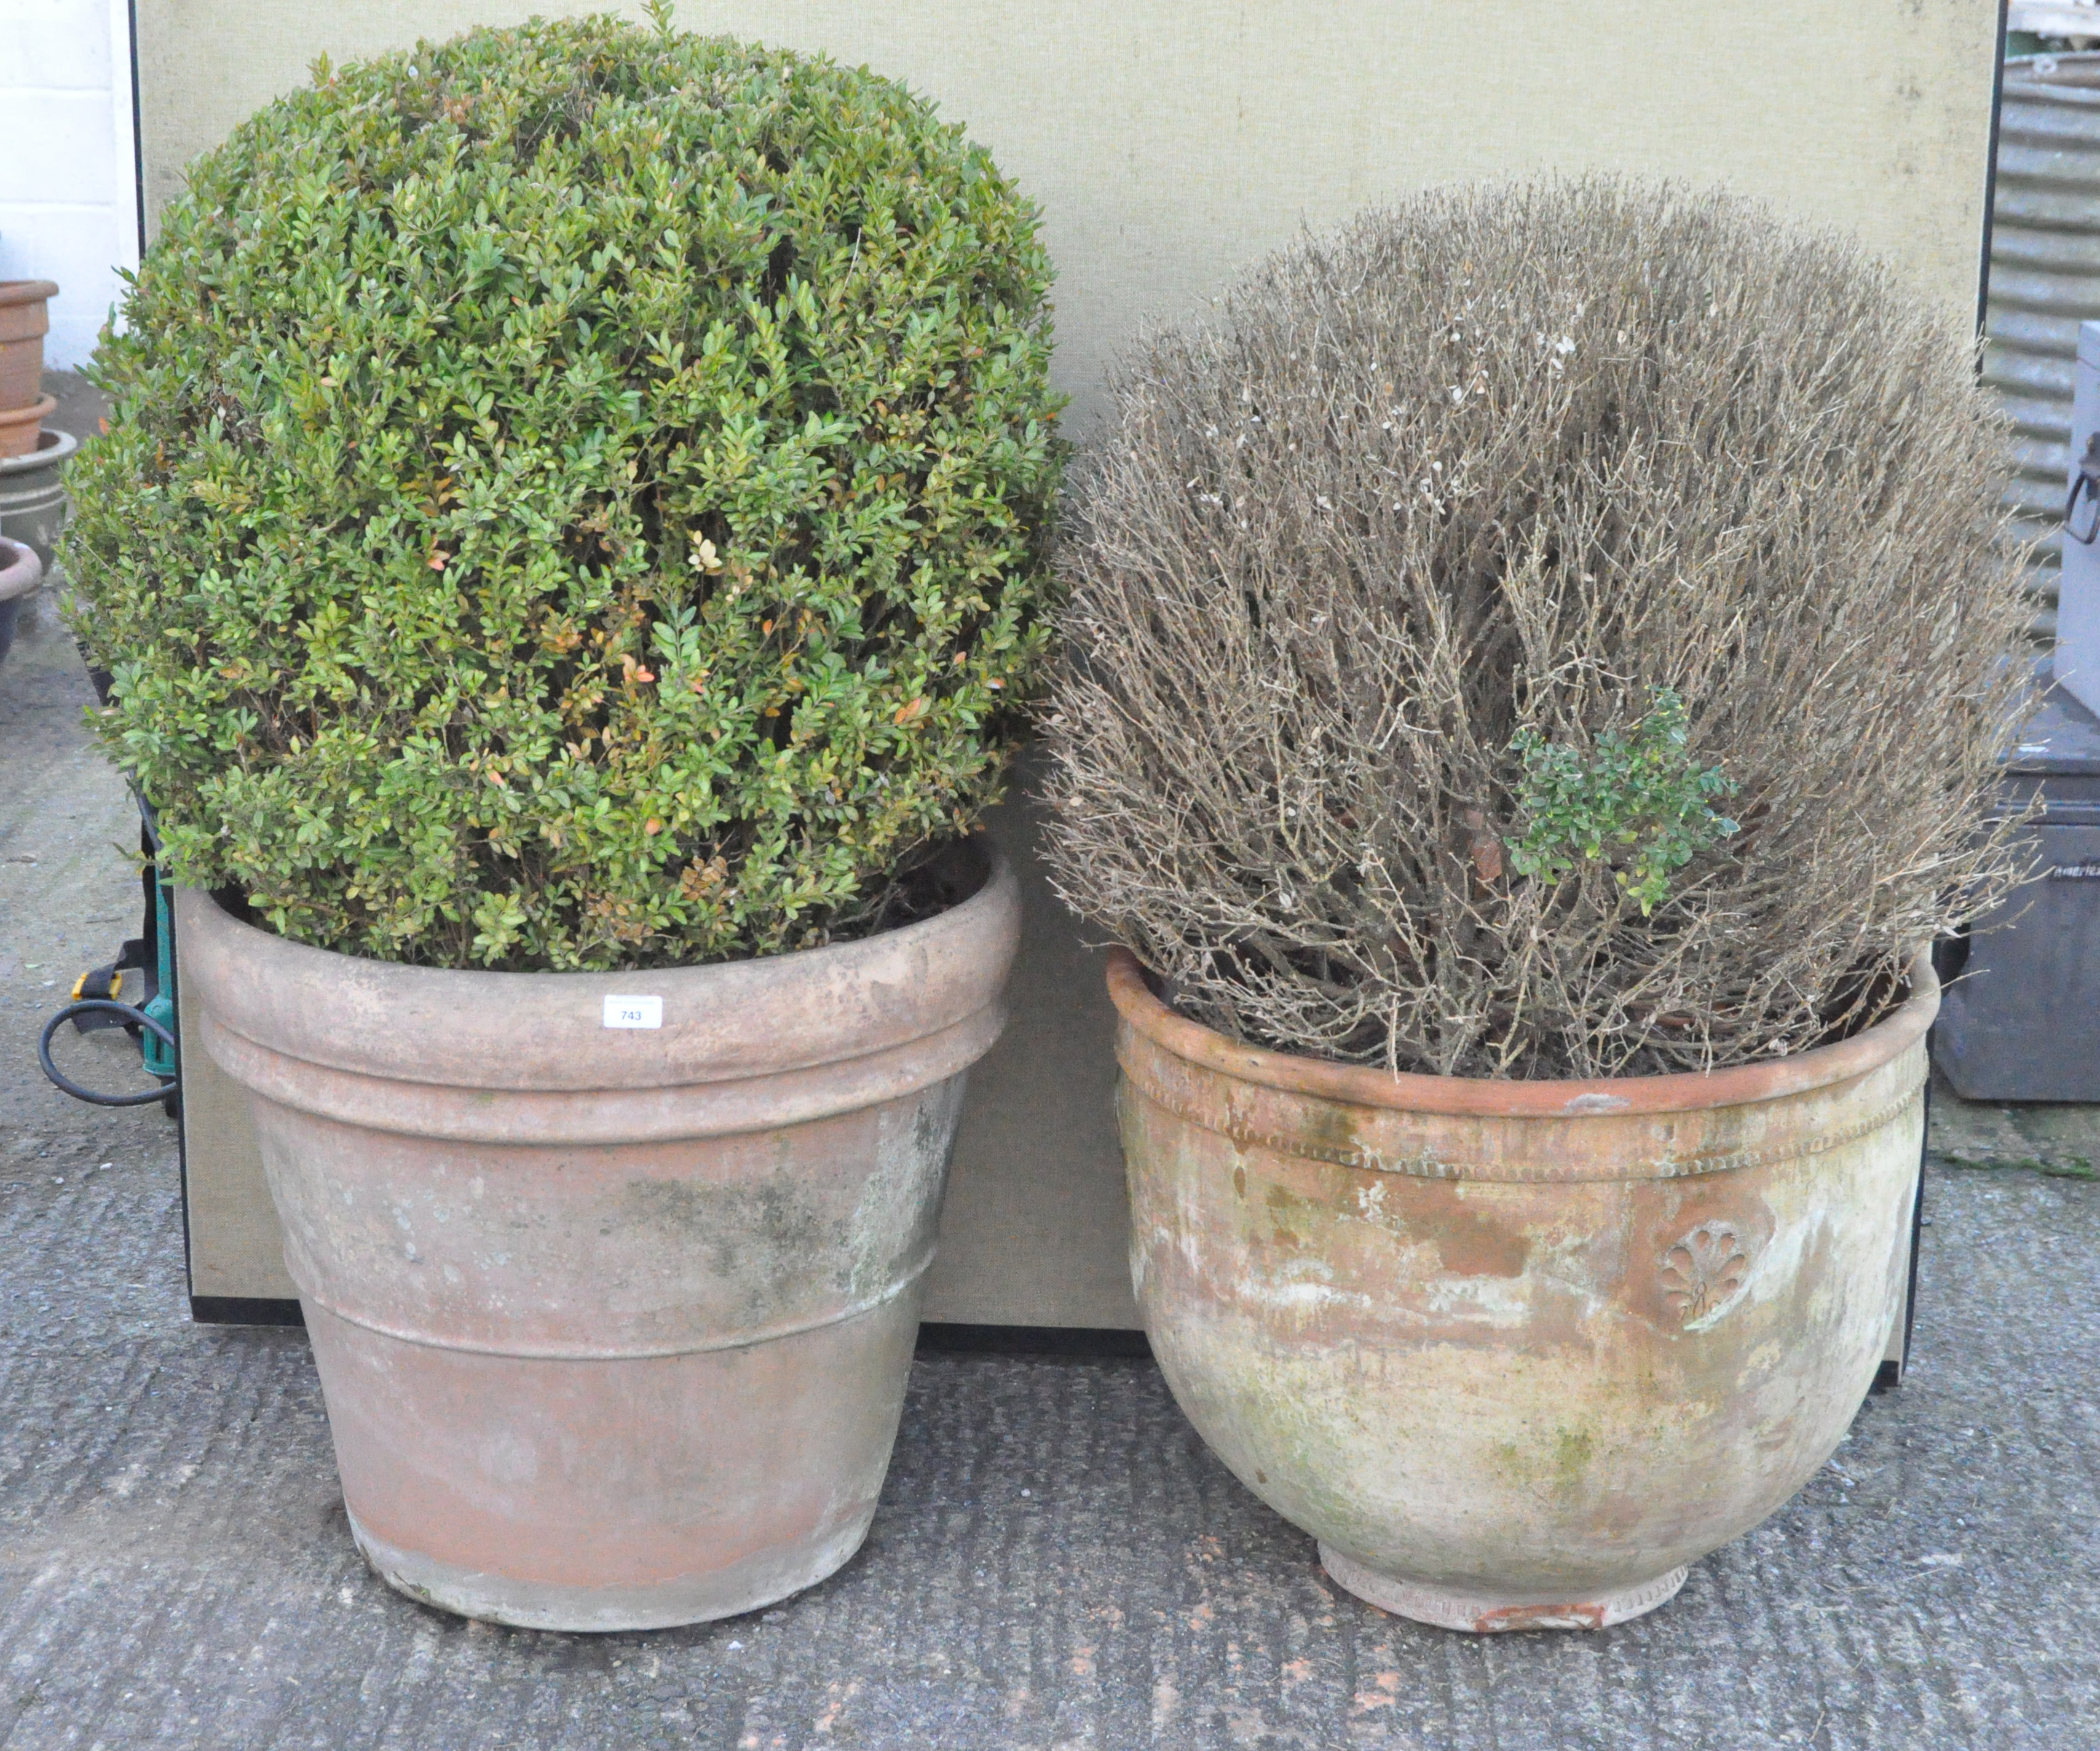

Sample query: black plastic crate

[1933,677,2100,1101]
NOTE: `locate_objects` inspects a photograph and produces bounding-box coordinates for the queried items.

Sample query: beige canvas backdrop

[137,0,2002,1328]
[140,1,2002,420]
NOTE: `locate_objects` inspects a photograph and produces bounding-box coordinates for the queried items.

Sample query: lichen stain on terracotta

[1431,1207,1531,1279]
[1110,946,1934,1632]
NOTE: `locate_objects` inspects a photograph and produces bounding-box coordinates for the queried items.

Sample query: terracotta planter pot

[1108,947,1935,1633]
[0,280,57,413]
[0,394,57,461]
[178,842,1020,1631]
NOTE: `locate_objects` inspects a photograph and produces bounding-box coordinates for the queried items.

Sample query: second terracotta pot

[179,841,1020,1631]
[1109,948,1932,1633]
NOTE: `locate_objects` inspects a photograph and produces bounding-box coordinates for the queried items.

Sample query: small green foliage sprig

[64,15,1065,971]
[1507,688,1739,915]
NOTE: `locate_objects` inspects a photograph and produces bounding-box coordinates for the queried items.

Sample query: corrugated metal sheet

[1988,54,2100,636]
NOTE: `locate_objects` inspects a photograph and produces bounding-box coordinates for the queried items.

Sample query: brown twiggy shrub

[1043,181,2034,1080]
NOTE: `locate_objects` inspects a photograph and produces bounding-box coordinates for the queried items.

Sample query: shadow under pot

[176,841,1020,1632]
[1107,947,1933,1633]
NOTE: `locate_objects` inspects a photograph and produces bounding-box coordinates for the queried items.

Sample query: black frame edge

[189,1295,304,1327]
[184,1306,1143,1347]
[1980,0,2010,338]
[126,0,146,259]
[1872,1063,1932,1393]
[917,1323,1151,1360]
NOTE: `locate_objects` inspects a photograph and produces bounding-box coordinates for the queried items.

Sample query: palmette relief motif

[1659,1222,1750,1326]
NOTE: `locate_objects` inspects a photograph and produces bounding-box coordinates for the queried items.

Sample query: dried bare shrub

[1043,180,2034,1079]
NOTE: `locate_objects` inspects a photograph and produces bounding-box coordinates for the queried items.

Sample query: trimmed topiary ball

[66,14,1064,970]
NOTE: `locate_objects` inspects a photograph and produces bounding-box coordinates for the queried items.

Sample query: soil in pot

[1107,947,1934,1634]
[180,840,1022,1632]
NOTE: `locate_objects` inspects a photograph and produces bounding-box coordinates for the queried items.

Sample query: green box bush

[66,12,1065,970]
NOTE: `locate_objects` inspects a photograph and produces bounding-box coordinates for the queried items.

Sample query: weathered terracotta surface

[178,843,1019,1631]
[1108,947,1936,1633]
[0,394,56,461]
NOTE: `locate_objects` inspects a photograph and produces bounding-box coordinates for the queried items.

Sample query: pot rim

[1105,946,1938,1118]
[0,536,42,603]
[192,836,1006,989]
[0,281,59,307]
[180,836,1021,1098]
[0,394,57,429]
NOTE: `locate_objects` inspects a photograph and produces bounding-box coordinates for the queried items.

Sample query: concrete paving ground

[5,396,2100,1748]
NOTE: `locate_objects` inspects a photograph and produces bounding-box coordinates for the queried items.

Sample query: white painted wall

[0,0,140,371]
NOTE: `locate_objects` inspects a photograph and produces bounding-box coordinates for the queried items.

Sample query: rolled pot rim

[180,836,1020,1098]
[0,394,58,427]
[190,833,1008,991]
[0,280,60,306]
[1105,945,1939,1118]
[0,536,42,602]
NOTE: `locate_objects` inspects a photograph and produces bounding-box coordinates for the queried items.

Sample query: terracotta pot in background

[178,842,1021,1632]
[1108,947,1934,1633]
[0,393,57,461]
[0,280,58,412]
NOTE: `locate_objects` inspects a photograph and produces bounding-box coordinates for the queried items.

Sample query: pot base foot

[349,1505,874,1633]
[1319,1544,1689,1632]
